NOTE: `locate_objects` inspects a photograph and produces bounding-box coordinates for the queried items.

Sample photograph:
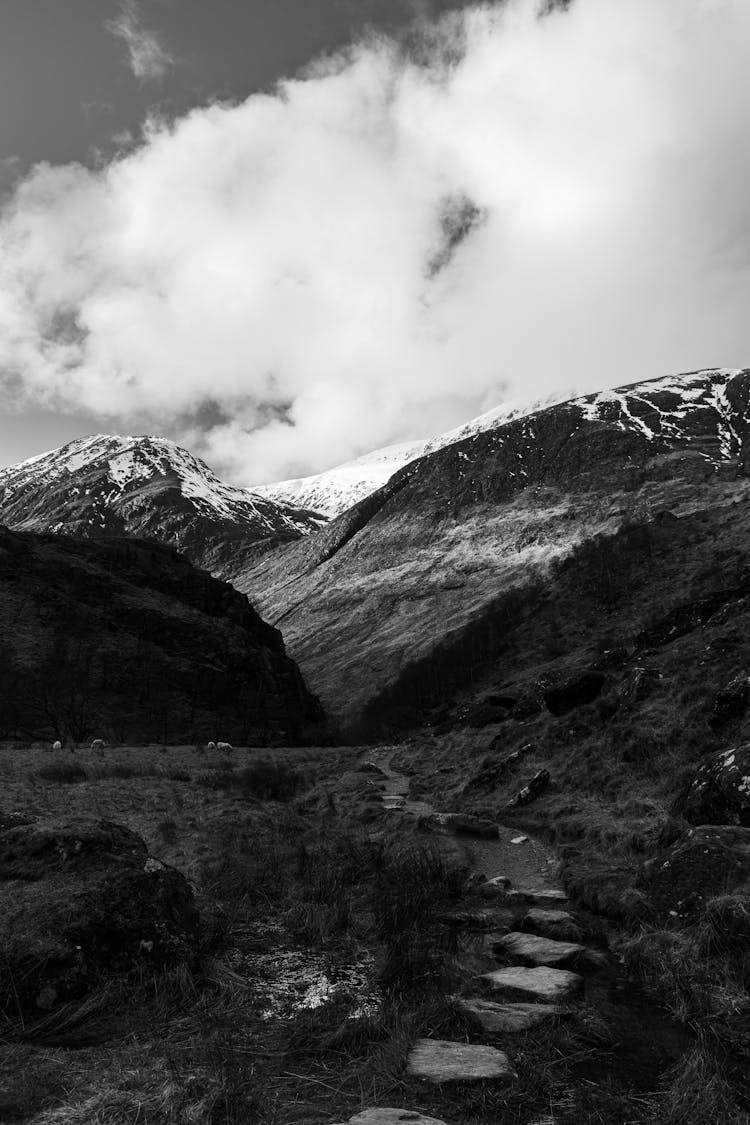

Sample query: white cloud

[106,1,174,83]
[1,0,750,484]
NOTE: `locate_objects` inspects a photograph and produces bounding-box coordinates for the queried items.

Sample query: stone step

[455,996,562,1033]
[527,888,568,906]
[406,1039,517,1084]
[329,1111,450,1125]
[492,932,587,968]
[483,965,584,1001]
[520,907,582,942]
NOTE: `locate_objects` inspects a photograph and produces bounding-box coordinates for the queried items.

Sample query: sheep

[90,738,107,751]
[206,741,216,751]
[52,740,62,752]
[216,741,233,752]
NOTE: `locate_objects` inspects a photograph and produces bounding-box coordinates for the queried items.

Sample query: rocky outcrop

[680,745,750,826]
[503,770,551,809]
[0,527,323,744]
[0,818,199,1026]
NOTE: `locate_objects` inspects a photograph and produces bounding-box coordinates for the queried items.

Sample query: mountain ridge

[0,433,325,575]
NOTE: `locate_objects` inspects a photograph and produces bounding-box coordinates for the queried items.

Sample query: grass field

[1,740,748,1125]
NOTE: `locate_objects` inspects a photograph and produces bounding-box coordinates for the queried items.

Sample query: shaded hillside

[0,526,323,745]
[0,435,325,576]
[230,368,750,732]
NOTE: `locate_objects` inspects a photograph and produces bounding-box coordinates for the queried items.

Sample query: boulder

[492,932,587,968]
[406,1039,516,1084]
[640,824,750,917]
[680,745,750,826]
[483,965,583,1001]
[0,818,199,1023]
[455,997,562,1033]
[710,675,750,729]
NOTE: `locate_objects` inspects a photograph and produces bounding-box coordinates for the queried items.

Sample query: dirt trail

[362,747,561,894]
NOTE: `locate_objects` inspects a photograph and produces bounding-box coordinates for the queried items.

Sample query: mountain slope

[0,526,323,744]
[231,367,750,731]
[251,396,562,518]
[0,435,325,573]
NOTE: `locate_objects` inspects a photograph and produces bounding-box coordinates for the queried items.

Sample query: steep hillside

[251,396,561,517]
[0,526,323,745]
[0,435,324,573]
[232,368,750,732]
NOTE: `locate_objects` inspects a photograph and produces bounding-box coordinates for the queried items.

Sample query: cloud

[106,1,174,83]
[1,0,750,484]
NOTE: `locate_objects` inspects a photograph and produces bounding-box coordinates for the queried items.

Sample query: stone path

[328,748,606,1122]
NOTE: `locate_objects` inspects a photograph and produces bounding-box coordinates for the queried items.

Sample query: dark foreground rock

[641,825,750,917]
[0,818,199,1024]
[680,745,750,826]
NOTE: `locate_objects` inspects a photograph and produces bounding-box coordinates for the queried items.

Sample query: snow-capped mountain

[250,394,568,517]
[236,366,750,728]
[0,434,324,572]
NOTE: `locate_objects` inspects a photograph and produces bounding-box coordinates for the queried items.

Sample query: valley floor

[0,741,747,1125]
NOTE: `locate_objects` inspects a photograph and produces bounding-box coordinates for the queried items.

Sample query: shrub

[236,761,303,802]
[35,761,89,784]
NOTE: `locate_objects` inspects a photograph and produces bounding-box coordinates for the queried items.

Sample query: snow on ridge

[250,368,747,518]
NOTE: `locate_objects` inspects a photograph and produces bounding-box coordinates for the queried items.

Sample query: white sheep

[52,740,62,752]
[206,741,216,751]
[216,741,233,752]
[90,738,107,751]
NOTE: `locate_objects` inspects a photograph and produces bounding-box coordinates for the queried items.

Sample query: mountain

[0,525,323,745]
[231,367,750,733]
[251,396,563,518]
[0,434,325,574]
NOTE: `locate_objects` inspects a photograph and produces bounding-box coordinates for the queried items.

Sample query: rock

[504,770,550,809]
[520,908,582,942]
[542,672,605,716]
[710,675,750,729]
[357,762,389,777]
[465,744,535,794]
[406,1039,516,1084]
[483,965,584,1001]
[492,932,587,968]
[479,875,514,899]
[0,818,199,1024]
[680,745,750,826]
[331,1111,450,1125]
[640,824,750,917]
[455,997,562,1033]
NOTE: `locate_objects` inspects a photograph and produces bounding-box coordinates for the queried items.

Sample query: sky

[0,0,749,483]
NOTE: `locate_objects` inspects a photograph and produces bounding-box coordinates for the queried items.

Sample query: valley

[1,367,750,1123]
